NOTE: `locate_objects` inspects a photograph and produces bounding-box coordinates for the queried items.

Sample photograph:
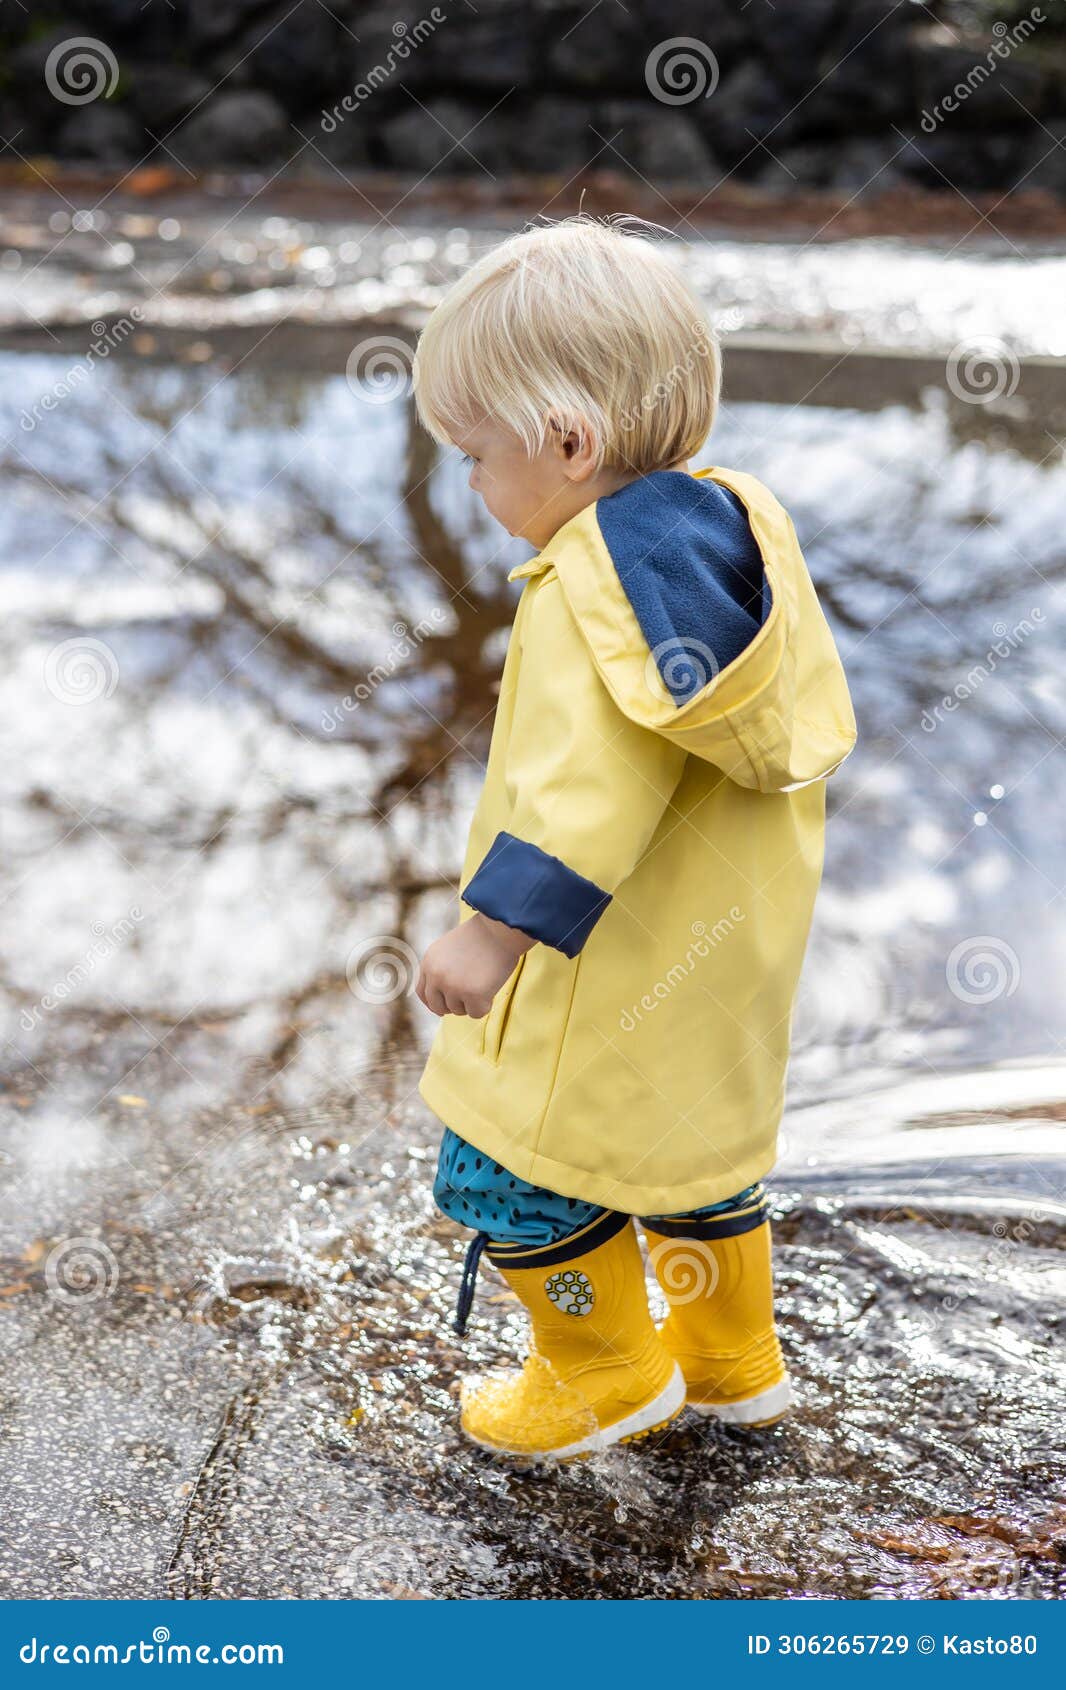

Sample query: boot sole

[463,1363,687,1463]
[688,1374,792,1427]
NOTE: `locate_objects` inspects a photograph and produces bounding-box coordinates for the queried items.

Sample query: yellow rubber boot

[460,1213,685,1461]
[642,1215,791,1427]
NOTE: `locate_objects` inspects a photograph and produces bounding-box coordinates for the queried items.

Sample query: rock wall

[3,0,1065,197]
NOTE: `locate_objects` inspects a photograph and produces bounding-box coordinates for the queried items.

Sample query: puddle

[0,209,1064,1599]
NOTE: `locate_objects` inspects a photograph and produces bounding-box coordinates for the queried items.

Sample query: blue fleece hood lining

[595,470,770,706]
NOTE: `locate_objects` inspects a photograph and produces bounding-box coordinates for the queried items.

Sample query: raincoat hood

[509,466,856,794]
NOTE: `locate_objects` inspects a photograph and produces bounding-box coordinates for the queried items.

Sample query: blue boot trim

[484,1207,630,1270]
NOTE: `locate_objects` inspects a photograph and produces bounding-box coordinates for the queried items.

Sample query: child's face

[454,419,613,552]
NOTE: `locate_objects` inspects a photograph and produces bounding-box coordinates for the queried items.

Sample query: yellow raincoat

[419,466,856,1215]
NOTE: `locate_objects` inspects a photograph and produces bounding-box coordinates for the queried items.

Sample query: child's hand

[416,913,535,1019]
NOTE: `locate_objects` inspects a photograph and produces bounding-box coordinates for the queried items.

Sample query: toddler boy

[412,218,856,1461]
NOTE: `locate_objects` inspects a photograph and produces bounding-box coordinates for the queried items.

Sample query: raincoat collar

[506,468,725,582]
[507,553,553,582]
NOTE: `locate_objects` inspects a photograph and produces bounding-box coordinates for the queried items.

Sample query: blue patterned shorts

[433,1125,764,1246]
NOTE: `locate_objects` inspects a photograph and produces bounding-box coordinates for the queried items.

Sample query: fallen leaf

[20,158,59,184]
[938,1511,1066,1562]
[127,166,182,197]
[861,1531,953,1562]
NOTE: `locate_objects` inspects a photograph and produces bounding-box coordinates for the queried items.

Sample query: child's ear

[548,415,599,482]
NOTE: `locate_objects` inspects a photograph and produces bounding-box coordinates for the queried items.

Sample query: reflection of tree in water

[7,373,517,794]
[0,369,526,1109]
[807,446,1064,673]
[4,359,1066,1102]
[942,389,1066,470]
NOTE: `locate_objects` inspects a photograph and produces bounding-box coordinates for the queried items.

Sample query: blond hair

[412,217,719,475]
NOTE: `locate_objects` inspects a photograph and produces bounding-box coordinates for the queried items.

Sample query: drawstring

[454,1230,490,1336]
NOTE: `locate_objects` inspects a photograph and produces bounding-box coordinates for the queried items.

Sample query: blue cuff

[461,831,611,958]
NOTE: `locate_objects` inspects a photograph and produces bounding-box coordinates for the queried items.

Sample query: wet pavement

[4,185,1066,356]
[1,1050,1064,1599]
[1,198,1064,1599]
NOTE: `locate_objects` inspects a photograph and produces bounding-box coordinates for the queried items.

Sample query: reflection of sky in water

[681,238,1066,356]
[1,349,1064,1106]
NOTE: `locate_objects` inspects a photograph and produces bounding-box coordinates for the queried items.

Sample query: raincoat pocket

[480,952,527,1064]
